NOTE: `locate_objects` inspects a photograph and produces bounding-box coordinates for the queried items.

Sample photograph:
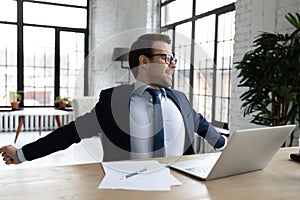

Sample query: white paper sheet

[98,160,182,191]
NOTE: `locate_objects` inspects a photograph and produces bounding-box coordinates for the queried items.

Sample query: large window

[59,31,85,99]
[24,26,55,106]
[161,0,236,128]
[0,24,17,106]
[0,0,88,107]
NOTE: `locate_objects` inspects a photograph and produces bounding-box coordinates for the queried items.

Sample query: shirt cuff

[214,135,228,150]
[219,135,228,150]
[17,148,27,163]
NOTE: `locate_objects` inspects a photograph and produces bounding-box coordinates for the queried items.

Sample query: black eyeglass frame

[148,53,177,64]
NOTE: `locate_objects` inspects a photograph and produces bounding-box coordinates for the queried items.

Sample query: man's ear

[138,55,150,67]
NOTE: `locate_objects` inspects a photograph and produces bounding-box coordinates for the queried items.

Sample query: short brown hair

[128,33,171,77]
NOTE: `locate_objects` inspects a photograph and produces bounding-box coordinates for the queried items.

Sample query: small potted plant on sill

[54,96,71,110]
[10,91,22,110]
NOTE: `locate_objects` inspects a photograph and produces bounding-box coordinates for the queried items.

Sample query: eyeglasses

[148,54,177,65]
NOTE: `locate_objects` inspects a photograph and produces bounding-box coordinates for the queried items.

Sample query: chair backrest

[72,96,103,162]
[72,96,99,118]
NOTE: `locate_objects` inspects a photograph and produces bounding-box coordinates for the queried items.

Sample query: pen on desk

[121,167,148,180]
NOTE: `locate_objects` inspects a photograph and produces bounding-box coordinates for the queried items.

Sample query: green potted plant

[54,96,71,109]
[235,13,300,145]
[10,91,22,110]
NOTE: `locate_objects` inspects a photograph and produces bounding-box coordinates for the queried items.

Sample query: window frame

[0,0,89,107]
[160,0,235,129]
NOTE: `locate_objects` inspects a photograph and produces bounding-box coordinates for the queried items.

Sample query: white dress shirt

[130,81,185,159]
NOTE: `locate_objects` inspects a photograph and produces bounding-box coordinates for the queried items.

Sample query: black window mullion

[54,28,60,100]
[84,0,89,96]
[189,0,196,104]
[161,4,235,31]
[211,14,219,126]
[83,32,89,96]
[161,0,175,7]
[24,0,87,9]
[171,26,176,88]
[17,0,24,107]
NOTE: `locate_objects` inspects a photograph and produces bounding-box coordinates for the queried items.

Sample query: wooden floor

[0,131,101,170]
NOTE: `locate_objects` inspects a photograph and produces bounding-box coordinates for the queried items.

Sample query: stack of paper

[98,160,182,191]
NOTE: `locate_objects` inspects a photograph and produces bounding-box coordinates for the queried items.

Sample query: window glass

[215,11,235,122]
[24,26,55,106]
[195,15,216,60]
[196,0,236,15]
[173,22,192,95]
[161,0,193,26]
[60,31,85,99]
[0,24,17,106]
[193,15,216,121]
[0,0,17,22]
[24,2,87,28]
[217,11,236,43]
[215,97,229,122]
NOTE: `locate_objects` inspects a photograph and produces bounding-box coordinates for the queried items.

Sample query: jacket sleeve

[22,121,81,161]
[22,103,102,161]
[194,110,225,149]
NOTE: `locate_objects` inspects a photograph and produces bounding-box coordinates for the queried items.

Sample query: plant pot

[59,102,67,109]
[11,102,19,110]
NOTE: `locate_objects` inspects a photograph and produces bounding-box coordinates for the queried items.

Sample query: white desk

[9,108,71,143]
[0,147,299,200]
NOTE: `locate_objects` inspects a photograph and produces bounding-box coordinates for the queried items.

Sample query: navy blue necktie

[146,88,165,157]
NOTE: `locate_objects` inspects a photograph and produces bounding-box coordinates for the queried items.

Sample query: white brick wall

[231,0,300,145]
[88,0,160,95]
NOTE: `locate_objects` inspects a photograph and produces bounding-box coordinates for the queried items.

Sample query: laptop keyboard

[186,164,213,174]
[172,152,221,178]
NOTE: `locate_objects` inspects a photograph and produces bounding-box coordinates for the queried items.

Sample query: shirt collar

[133,80,166,97]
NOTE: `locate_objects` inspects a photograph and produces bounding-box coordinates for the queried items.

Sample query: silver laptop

[170,125,296,181]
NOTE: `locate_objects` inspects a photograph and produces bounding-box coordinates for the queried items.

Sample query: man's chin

[148,82,172,88]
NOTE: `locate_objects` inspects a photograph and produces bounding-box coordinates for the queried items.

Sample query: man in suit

[0,33,227,164]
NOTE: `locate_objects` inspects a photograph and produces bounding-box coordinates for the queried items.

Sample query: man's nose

[169,60,176,68]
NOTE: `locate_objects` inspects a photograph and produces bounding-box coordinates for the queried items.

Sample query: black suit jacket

[22,84,222,162]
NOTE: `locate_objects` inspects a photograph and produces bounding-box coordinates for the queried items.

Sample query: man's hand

[0,145,21,165]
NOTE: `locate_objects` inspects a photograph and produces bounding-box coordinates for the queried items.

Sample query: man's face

[143,41,176,88]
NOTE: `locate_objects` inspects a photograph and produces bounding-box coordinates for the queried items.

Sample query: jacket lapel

[110,84,134,151]
[165,88,181,111]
